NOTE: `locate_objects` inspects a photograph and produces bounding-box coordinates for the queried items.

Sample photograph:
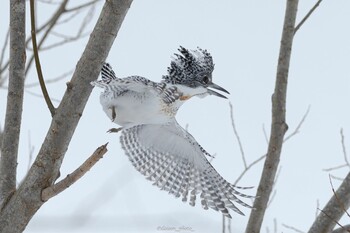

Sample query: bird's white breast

[100,90,176,128]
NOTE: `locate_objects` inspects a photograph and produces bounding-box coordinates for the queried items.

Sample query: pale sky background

[1,1,350,232]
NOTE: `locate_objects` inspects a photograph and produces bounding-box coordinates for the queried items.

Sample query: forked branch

[42,143,108,201]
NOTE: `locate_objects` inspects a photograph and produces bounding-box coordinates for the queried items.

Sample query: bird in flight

[91,46,252,218]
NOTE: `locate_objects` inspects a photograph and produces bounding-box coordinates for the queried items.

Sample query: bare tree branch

[0,0,26,209]
[234,104,308,186]
[30,0,56,116]
[234,153,266,186]
[0,31,10,79]
[267,166,282,208]
[24,89,61,103]
[229,102,247,168]
[332,225,350,233]
[40,32,90,51]
[282,224,305,233]
[284,105,310,142]
[294,0,323,35]
[324,129,350,171]
[0,1,133,231]
[315,199,320,219]
[66,0,100,12]
[27,132,35,172]
[245,1,298,232]
[40,5,95,51]
[340,128,349,167]
[262,124,269,144]
[25,0,69,76]
[324,164,348,172]
[274,218,278,233]
[42,143,108,201]
[0,29,9,85]
[25,69,73,88]
[308,172,350,233]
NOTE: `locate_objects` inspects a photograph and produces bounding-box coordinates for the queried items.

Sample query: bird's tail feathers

[101,62,118,83]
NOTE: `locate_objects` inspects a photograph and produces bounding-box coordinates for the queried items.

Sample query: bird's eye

[202,76,209,84]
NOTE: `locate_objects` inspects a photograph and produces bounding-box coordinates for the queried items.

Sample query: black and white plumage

[91,47,252,218]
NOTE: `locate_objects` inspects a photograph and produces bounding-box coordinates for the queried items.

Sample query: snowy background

[1,1,350,232]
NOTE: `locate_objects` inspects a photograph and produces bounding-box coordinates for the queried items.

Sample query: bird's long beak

[207,82,230,99]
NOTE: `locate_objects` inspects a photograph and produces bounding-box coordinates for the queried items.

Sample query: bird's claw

[107,127,123,133]
[111,106,116,122]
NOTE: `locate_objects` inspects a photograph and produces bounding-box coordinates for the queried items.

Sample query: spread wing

[120,120,252,218]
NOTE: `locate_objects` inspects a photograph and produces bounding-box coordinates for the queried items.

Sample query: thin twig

[55,9,82,26]
[41,143,108,201]
[284,105,310,142]
[282,224,305,233]
[273,218,277,233]
[25,69,73,88]
[30,0,56,116]
[294,0,323,35]
[25,0,69,76]
[235,105,308,186]
[234,153,266,186]
[267,166,282,207]
[24,89,61,103]
[229,102,247,168]
[41,5,93,51]
[267,190,277,208]
[0,29,10,85]
[315,199,320,219]
[262,124,269,144]
[38,0,60,4]
[0,29,9,75]
[329,174,346,181]
[66,0,100,12]
[323,128,349,172]
[40,32,90,51]
[27,132,35,172]
[323,164,348,172]
[340,128,349,167]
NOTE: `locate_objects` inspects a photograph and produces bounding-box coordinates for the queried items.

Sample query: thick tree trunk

[0,1,133,232]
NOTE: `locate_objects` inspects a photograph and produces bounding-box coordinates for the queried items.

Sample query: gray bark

[308,172,350,233]
[245,0,299,232]
[332,224,350,233]
[0,0,26,208]
[0,0,133,232]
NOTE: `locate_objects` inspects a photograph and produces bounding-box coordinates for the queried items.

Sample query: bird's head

[162,46,229,99]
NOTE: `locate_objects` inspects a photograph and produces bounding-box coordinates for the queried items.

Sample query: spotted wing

[91,63,159,96]
[120,120,252,218]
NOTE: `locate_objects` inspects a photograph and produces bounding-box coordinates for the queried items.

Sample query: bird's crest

[162,46,215,86]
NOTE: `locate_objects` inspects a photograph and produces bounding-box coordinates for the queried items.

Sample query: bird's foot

[107,127,123,133]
